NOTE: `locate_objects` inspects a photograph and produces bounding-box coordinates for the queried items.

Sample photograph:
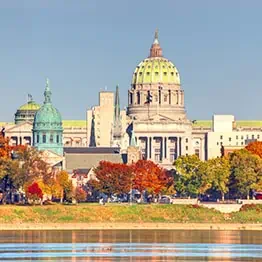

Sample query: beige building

[207,115,262,159]
[86,87,129,149]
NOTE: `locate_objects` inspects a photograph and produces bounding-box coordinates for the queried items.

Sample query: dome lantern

[149,29,163,58]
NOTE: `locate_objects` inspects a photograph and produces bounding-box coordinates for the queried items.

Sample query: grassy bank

[0,204,262,224]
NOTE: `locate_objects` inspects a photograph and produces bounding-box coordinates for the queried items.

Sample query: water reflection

[0,230,261,261]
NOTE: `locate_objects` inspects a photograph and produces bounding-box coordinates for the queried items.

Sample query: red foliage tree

[75,186,87,203]
[246,141,262,159]
[132,160,173,194]
[93,161,133,195]
[26,182,43,203]
[0,135,11,159]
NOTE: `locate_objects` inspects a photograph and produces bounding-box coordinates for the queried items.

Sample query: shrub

[240,204,262,212]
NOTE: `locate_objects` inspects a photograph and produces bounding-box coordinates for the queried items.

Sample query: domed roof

[132,29,180,86]
[132,57,180,85]
[33,79,63,131]
[19,100,41,111]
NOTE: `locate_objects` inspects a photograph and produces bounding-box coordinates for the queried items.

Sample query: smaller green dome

[19,100,41,111]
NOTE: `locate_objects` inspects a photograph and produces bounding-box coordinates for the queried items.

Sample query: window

[37,135,39,143]
[139,72,142,75]
[164,72,167,76]
[236,142,238,146]
[186,146,188,151]
[170,148,176,162]
[195,149,200,158]
[185,138,188,143]
[56,135,59,143]
[236,136,238,140]
[252,135,255,139]
[43,134,46,143]
[50,134,54,143]
[258,135,260,139]
[217,142,219,145]
[246,135,249,139]
[155,72,159,75]
[229,137,232,142]
[171,72,174,76]
[241,136,244,139]
[164,95,168,102]
[220,135,223,139]
[137,92,140,105]
[176,72,179,76]
[146,72,150,75]
[154,148,160,162]
[241,141,244,145]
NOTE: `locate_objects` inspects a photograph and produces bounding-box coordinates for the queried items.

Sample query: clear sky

[0,0,262,122]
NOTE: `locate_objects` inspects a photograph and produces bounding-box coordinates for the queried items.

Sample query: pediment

[149,114,176,122]
[6,122,33,132]
[40,150,64,167]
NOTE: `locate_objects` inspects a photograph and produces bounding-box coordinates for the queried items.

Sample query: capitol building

[2,31,262,170]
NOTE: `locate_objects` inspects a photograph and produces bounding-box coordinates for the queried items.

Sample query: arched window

[43,133,46,144]
[130,93,133,104]
[137,92,140,105]
[50,134,54,143]
[56,135,59,143]
[168,90,171,104]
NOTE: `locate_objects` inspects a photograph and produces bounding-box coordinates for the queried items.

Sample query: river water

[0,229,261,261]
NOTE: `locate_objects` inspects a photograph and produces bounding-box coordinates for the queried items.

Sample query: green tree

[229,149,262,199]
[173,155,209,197]
[206,157,230,201]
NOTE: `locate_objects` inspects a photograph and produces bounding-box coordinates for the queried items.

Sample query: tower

[111,85,123,147]
[33,78,63,156]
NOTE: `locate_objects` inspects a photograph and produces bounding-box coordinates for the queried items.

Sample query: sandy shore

[0,223,262,231]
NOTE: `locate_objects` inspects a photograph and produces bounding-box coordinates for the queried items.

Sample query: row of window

[220,134,260,140]
[36,134,60,144]
[137,71,178,77]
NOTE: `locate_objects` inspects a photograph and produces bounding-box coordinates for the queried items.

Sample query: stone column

[147,137,150,160]
[176,136,180,158]
[149,137,152,159]
[161,137,164,161]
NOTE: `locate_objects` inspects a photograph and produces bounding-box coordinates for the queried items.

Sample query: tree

[246,141,262,159]
[229,149,262,199]
[132,160,172,194]
[74,186,87,203]
[206,157,230,201]
[25,182,43,204]
[11,147,49,190]
[93,161,133,195]
[173,155,209,197]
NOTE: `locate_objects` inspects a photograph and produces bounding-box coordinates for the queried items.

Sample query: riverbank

[0,222,262,231]
[0,203,261,227]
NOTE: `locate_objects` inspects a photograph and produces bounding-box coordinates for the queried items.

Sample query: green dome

[33,78,63,156]
[19,100,41,111]
[33,104,62,131]
[132,57,180,85]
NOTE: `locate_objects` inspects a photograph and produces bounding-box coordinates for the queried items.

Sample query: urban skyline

[1,1,262,122]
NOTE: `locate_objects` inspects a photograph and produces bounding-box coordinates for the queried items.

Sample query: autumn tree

[246,141,262,159]
[132,160,172,195]
[206,157,230,201]
[11,147,49,189]
[74,186,87,203]
[25,182,43,204]
[229,149,262,199]
[92,161,133,195]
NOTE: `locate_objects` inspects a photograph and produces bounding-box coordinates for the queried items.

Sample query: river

[0,229,261,261]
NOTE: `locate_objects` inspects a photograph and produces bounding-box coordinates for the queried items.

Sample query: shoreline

[0,223,262,231]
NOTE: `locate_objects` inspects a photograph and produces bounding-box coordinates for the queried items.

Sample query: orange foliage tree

[93,161,133,195]
[132,160,173,194]
[246,141,262,159]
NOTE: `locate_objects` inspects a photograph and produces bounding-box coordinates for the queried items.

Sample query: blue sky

[0,0,262,121]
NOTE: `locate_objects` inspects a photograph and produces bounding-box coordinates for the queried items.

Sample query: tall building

[86,86,128,148]
[33,78,63,156]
